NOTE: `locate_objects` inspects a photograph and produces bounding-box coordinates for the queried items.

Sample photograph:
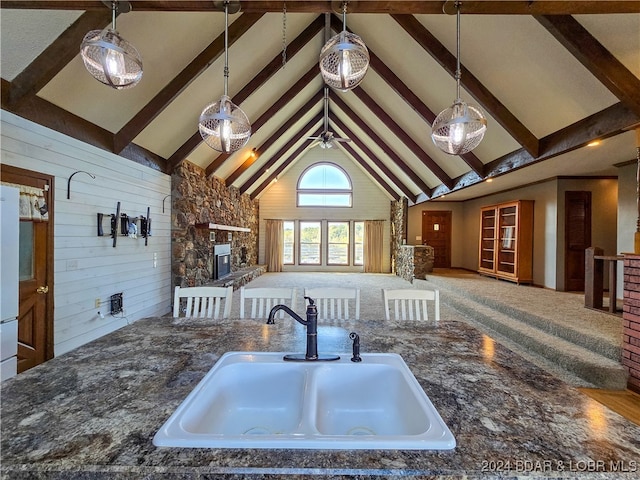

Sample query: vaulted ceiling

[2,1,639,203]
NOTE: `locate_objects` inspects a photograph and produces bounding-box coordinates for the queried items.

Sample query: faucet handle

[304,296,315,306]
[349,332,362,362]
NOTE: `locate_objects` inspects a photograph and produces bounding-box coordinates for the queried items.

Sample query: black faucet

[267,297,340,362]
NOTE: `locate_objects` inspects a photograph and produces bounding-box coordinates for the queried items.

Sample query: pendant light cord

[223,0,229,97]
[342,1,347,32]
[455,0,461,101]
[111,1,117,30]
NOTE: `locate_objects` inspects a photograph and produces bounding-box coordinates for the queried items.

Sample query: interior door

[1,165,54,372]
[565,191,592,292]
[422,211,452,268]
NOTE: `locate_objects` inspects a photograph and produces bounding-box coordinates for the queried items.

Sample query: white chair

[304,287,360,320]
[240,287,297,319]
[382,288,440,322]
[173,286,233,319]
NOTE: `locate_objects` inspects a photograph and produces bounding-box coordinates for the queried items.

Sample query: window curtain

[364,220,384,273]
[1,182,48,221]
[265,219,284,272]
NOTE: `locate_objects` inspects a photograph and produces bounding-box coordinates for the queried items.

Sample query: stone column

[622,254,640,393]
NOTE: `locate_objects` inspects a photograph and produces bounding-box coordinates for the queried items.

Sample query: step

[415,279,628,390]
[424,275,621,362]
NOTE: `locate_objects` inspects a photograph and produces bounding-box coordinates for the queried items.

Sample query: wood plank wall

[1,111,171,356]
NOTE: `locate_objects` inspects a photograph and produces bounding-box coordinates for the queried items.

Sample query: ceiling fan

[308,87,351,149]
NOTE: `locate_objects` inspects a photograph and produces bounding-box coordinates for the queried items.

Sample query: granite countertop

[1,315,639,479]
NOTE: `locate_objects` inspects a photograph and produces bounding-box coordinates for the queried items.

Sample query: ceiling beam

[6,10,111,106]
[429,102,640,199]
[4,2,639,14]
[202,18,324,176]
[392,14,540,157]
[332,117,417,202]
[113,12,264,153]
[350,85,455,190]
[535,15,640,118]
[1,79,167,173]
[330,93,432,196]
[240,114,323,194]
[330,15,484,177]
[338,141,403,202]
[202,64,320,177]
[225,90,324,186]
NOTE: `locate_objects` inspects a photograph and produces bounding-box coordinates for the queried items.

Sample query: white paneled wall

[258,147,393,272]
[1,111,171,356]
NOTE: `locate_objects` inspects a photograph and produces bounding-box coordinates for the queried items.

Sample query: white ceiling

[1,2,639,204]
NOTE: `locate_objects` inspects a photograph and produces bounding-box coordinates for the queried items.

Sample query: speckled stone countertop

[1,316,639,479]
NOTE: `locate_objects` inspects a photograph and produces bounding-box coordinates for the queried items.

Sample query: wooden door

[1,165,54,372]
[565,191,592,292]
[422,211,452,268]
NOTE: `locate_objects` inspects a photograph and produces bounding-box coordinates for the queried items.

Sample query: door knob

[36,286,49,294]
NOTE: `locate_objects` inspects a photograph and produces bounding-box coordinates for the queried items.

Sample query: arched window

[297,163,352,207]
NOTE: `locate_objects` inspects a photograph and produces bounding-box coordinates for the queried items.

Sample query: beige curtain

[265,219,284,272]
[364,220,384,273]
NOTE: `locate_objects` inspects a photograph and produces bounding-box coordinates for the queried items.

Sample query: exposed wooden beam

[249,127,323,200]
[4,1,639,14]
[351,86,455,190]
[202,18,323,177]
[332,117,417,203]
[392,14,540,158]
[224,90,324,186]
[6,10,111,106]
[113,12,265,153]
[202,64,320,176]
[1,79,168,172]
[330,93,432,197]
[429,102,640,198]
[330,15,485,177]
[536,15,640,118]
[241,115,323,195]
[338,141,403,202]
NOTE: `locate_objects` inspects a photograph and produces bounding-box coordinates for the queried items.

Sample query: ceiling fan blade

[333,138,351,143]
[309,139,321,149]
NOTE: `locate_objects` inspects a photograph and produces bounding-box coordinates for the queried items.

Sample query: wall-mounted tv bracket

[97,202,150,246]
[96,201,121,247]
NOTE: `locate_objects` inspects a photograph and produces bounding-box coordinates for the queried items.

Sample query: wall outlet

[95,298,101,308]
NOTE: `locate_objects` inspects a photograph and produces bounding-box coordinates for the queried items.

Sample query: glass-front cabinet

[478,200,534,284]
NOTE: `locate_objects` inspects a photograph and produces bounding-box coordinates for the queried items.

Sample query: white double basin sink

[153,352,456,450]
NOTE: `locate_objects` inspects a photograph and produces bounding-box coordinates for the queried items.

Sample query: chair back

[240,287,297,319]
[382,288,440,322]
[173,286,233,319]
[304,287,360,320]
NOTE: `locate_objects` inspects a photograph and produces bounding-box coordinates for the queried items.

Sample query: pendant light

[199,1,251,154]
[319,1,369,92]
[431,1,487,155]
[80,1,143,90]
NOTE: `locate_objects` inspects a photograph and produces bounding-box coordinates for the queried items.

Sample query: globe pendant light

[319,1,369,92]
[80,1,143,90]
[432,1,487,155]
[199,1,251,154]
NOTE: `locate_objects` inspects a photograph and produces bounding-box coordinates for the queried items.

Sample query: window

[354,221,364,266]
[283,221,295,265]
[328,222,349,265]
[299,221,321,265]
[297,163,352,207]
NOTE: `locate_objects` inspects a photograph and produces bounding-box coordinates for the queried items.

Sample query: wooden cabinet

[478,200,534,284]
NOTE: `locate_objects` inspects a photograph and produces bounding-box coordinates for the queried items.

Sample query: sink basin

[153,352,455,450]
